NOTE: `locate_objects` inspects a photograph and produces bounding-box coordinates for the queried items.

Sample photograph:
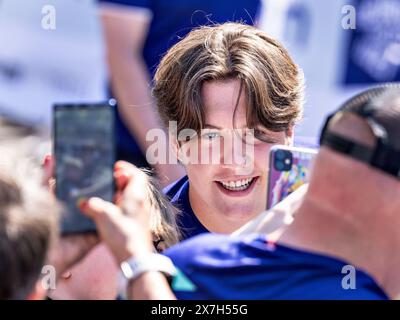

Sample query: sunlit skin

[180,79,293,234]
[48,244,118,300]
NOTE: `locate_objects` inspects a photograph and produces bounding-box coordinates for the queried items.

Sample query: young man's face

[182,79,293,233]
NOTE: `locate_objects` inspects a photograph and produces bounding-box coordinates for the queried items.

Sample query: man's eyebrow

[204,124,223,129]
[204,124,257,130]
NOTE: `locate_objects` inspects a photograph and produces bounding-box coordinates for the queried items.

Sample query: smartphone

[267,145,317,210]
[54,101,115,234]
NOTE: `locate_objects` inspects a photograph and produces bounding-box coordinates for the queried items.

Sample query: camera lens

[275,161,285,171]
[274,149,293,171]
[275,150,286,160]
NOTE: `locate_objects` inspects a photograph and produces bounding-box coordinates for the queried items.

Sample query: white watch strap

[117,253,177,300]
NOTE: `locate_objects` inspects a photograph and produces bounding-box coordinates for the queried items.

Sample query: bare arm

[100,5,184,186]
[128,272,176,300]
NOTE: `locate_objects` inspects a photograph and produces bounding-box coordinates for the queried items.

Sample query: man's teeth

[220,178,254,191]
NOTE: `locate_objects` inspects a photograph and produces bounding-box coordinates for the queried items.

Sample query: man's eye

[202,132,220,140]
[254,129,265,136]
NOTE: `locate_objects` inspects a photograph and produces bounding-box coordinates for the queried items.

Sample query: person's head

[153,23,304,231]
[309,85,400,215]
[0,154,59,300]
[0,117,49,164]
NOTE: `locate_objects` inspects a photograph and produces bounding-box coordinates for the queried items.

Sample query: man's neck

[278,193,400,299]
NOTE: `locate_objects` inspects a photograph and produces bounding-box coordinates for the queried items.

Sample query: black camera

[273,149,293,172]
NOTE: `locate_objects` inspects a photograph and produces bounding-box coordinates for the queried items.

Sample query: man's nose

[220,130,252,168]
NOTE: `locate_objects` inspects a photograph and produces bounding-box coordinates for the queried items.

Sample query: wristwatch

[117,253,177,300]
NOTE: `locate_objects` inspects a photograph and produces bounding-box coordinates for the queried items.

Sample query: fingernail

[117,173,128,189]
[43,155,51,166]
[115,161,124,170]
[77,197,88,210]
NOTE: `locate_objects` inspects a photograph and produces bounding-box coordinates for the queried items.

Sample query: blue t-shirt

[163,176,209,241]
[98,0,261,158]
[164,234,389,300]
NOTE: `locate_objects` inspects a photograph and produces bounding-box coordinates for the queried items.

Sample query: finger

[123,169,149,201]
[115,163,150,196]
[48,178,56,195]
[115,160,136,171]
[43,154,55,176]
[80,197,122,221]
[115,161,145,180]
[114,170,129,191]
[42,154,55,186]
[114,161,141,192]
[42,154,51,167]
[114,191,123,206]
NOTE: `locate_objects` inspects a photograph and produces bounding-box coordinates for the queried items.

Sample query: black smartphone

[54,101,115,234]
[267,145,317,210]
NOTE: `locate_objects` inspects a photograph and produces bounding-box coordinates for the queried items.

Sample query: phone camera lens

[275,150,286,160]
[275,161,285,171]
[274,150,293,171]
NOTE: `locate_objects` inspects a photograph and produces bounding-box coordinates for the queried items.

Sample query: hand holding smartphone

[53,101,115,234]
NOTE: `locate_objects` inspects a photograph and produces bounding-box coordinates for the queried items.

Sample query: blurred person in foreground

[0,117,179,299]
[79,85,400,299]
[0,158,179,300]
[0,118,93,299]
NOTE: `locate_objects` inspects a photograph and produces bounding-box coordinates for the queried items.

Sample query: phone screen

[267,146,317,210]
[54,102,115,234]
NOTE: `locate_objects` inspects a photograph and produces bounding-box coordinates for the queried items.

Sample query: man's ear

[285,126,294,146]
[26,280,47,300]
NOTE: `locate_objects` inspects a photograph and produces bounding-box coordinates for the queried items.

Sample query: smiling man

[155,23,304,239]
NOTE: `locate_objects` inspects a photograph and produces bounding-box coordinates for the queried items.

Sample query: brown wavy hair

[153,22,304,135]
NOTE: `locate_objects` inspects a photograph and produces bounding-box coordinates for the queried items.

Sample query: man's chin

[217,203,261,221]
